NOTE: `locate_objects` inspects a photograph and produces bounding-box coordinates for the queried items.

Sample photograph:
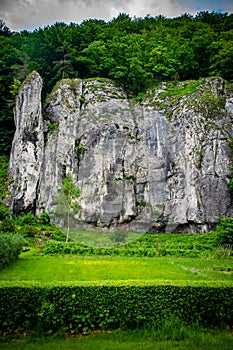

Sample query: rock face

[7,72,233,232]
[8,72,44,214]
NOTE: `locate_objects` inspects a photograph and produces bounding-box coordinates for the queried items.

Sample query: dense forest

[0,11,233,153]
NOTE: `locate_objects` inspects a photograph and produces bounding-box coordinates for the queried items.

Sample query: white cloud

[1,0,114,30]
[0,0,232,31]
[132,0,187,18]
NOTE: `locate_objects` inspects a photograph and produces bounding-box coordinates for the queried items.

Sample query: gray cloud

[0,0,232,32]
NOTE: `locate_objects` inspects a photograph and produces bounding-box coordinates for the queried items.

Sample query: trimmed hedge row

[43,241,215,258]
[0,234,24,269]
[1,280,232,335]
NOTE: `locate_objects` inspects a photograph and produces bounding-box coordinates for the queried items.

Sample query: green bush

[39,211,50,225]
[43,242,120,256]
[0,201,10,220]
[0,155,9,199]
[19,224,41,237]
[215,217,233,245]
[15,212,39,226]
[0,281,232,335]
[0,234,24,269]
[0,218,16,233]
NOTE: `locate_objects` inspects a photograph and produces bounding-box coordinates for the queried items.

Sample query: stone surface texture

[8,72,44,214]
[7,73,233,232]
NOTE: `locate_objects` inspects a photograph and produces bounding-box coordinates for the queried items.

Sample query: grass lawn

[1,327,233,350]
[1,252,233,350]
[1,236,232,349]
[0,249,232,283]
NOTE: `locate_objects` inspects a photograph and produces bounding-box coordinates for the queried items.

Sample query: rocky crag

[7,71,233,232]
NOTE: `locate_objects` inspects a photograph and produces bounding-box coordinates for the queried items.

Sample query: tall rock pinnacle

[8,71,44,213]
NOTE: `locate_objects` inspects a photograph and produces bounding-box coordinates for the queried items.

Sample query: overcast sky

[1,0,233,32]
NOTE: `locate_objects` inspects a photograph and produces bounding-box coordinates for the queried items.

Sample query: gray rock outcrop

[7,72,233,232]
[8,72,44,214]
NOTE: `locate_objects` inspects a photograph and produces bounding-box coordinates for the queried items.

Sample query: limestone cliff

[7,72,233,232]
[8,72,44,214]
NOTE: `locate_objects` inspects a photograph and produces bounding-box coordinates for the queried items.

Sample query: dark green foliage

[215,217,233,245]
[0,209,63,241]
[0,218,16,233]
[0,155,9,199]
[79,94,85,104]
[48,226,66,241]
[19,224,41,237]
[47,123,59,132]
[12,212,62,240]
[0,201,10,220]
[0,234,24,269]
[0,12,233,153]
[15,212,39,226]
[136,200,148,207]
[77,145,86,154]
[39,211,51,225]
[0,281,232,335]
[227,178,233,192]
[227,165,233,192]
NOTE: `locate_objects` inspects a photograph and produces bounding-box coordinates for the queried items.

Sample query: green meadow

[1,231,233,349]
[0,250,232,284]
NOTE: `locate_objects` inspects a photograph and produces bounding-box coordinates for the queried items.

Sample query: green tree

[77,40,112,77]
[52,49,77,81]
[54,174,81,243]
[210,31,233,81]
[9,78,21,98]
[11,51,31,81]
[0,34,16,153]
[1,12,233,154]
[190,24,216,77]
[146,45,176,80]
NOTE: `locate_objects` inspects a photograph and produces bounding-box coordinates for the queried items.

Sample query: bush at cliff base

[215,217,233,245]
[0,234,24,269]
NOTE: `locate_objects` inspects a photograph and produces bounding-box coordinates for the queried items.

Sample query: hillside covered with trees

[0,11,233,153]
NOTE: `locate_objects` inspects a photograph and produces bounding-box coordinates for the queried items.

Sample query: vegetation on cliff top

[0,11,233,152]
